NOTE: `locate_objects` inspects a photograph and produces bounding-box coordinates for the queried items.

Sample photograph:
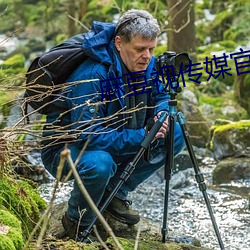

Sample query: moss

[7,228,24,249]
[1,54,25,69]
[199,95,224,107]
[0,54,26,87]
[214,119,232,125]
[0,174,47,239]
[0,209,24,249]
[0,235,16,250]
[213,120,250,133]
[209,120,250,151]
[106,237,208,250]
[0,209,21,229]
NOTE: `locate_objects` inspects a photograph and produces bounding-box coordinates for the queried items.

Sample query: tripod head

[156,51,190,96]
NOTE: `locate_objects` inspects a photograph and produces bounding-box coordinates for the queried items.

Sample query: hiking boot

[105,196,140,225]
[61,213,97,243]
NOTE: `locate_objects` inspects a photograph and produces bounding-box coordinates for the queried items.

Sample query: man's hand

[154,111,169,139]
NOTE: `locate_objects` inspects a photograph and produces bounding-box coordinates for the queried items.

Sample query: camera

[156,51,190,77]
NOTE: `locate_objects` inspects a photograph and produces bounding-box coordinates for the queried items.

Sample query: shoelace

[123,199,132,209]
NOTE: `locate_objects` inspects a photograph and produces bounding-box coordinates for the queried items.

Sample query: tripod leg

[177,112,225,250]
[162,114,175,243]
[81,112,168,241]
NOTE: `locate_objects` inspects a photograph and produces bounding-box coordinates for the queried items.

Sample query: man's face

[115,35,157,72]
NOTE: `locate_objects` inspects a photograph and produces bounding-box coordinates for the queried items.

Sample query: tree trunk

[78,0,88,20]
[67,0,76,36]
[167,0,196,61]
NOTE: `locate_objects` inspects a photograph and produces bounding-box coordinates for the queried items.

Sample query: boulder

[42,201,211,250]
[209,120,250,160]
[213,157,250,184]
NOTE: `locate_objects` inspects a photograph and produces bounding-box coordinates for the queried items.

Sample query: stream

[38,155,250,250]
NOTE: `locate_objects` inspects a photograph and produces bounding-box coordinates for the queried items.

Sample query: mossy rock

[198,92,248,122]
[0,174,47,239]
[43,202,211,250]
[209,120,250,160]
[29,237,211,250]
[106,237,210,250]
[0,209,24,250]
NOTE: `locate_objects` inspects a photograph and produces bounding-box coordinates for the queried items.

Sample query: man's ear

[115,36,122,51]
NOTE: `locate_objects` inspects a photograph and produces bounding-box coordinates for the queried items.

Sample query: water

[38,157,250,250]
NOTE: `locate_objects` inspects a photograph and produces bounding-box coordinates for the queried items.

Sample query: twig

[93,225,109,250]
[134,220,142,250]
[61,148,124,250]
[68,14,89,31]
[22,154,65,249]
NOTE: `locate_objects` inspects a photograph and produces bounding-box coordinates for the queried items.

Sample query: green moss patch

[0,174,47,239]
[0,209,24,250]
[106,237,210,250]
[209,120,250,153]
[212,120,250,134]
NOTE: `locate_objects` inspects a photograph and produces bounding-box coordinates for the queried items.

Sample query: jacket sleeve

[65,61,146,156]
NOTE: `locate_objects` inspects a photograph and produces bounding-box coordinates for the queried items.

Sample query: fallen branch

[62,148,124,250]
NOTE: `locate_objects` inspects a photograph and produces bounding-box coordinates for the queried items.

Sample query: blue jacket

[44,21,170,156]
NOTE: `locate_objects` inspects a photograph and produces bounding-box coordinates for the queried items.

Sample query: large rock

[213,157,250,184]
[43,201,211,250]
[209,119,250,160]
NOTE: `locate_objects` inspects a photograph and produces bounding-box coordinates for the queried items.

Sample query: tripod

[158,51,224,248]
[161,82,225,250]
[82,54,225,249]
[81,111,169,241]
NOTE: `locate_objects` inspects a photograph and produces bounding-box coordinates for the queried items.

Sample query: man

[41,9,185,241]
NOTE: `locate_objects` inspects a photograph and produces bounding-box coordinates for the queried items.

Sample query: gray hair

[115,9,160,43]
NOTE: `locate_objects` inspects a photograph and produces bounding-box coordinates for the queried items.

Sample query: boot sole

[105,210,140,225]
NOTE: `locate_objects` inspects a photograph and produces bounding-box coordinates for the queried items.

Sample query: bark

[167,0,196,61]
[67,0,77,36]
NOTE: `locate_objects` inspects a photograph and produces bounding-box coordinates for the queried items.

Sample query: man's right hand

[154,112,169,139]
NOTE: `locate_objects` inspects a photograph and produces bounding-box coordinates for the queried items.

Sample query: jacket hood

[82,21,116,65]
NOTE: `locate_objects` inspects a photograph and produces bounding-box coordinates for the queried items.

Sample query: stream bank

[38,152,250,250]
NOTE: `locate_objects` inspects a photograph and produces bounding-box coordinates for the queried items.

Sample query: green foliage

[209,10,234,42]
[0,0,249,117]
[1,54,25,69]
[0,209,24,250]
[196,0,250,46]
[0,54,26,87]
[154,44,167,57]
[198,90,248,121]
[0,175,47,239]
[199,95,224,108]
[0,235,16,250]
